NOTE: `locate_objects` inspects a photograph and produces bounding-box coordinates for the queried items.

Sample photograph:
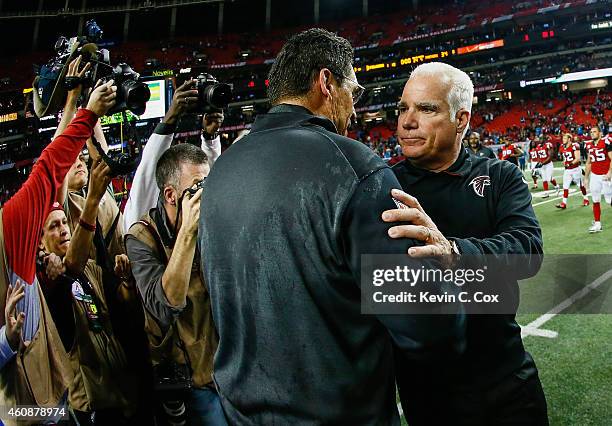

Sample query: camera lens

[203,83,231,109]
[124,81,151,115]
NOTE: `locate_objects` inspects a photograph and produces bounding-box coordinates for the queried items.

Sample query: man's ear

[317,68,334,100]
[163,185,176,206]
[456,110,471,135]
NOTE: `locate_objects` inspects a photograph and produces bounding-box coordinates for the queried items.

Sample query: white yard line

[521,268,612,338]
[532,189,588,207]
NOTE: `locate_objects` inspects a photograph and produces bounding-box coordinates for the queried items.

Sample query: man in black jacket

[382,62,548,425]
[199,29,465,425]
[467,131,496,159]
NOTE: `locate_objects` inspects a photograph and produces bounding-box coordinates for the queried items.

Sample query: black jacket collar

[250,103,339,135]
[394,147,473,180]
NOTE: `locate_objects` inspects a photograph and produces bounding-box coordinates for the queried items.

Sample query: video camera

[33,19,150,118]
[33,20,150,177]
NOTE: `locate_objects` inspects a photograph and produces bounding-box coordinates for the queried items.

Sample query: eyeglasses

[343,75,366,105]
[332,71,365,105]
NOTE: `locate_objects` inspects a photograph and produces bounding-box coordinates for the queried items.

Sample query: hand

[5,280,26,351]
[114,254,132,280]
[85,80,117,117]
[44,253,66,281]
[65,55,92,97]
[87,157,112,202]
[164,80,199,124]
[203,112,224,138]
[382,189,455,268]
[605,171,612,182]
[180,187,203,236]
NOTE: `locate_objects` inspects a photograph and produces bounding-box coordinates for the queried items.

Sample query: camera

[153,361,193,394]
[184,179,206,196]
[33,19,149,118]
[194,73,232,113]
[99,63,151,116]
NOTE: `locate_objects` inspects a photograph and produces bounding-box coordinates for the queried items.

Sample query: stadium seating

[0,0,581,88]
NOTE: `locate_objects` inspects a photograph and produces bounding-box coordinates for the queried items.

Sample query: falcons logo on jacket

[469,175,491,197]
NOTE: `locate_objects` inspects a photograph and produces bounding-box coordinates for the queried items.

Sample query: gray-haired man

[384,62,548,425]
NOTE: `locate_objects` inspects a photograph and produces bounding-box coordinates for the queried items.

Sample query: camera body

[194,73,232,113]
[99,63,151,116]
[185,179,206,196]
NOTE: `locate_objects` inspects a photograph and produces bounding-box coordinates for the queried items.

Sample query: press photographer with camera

[0,80,116,422]
[123,77,227,230]
[50,56,124,270]
[37,158,137,425]
[44,55,154,424]
[123,79,198,230]
[125,144,225,425]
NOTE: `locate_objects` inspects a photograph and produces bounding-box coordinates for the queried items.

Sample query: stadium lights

[552,68,612,84]
[591,20,612,30]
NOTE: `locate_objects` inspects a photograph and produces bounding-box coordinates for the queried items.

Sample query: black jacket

[392,149,543,393]
[199,104,464,425]
[468,144,496,159]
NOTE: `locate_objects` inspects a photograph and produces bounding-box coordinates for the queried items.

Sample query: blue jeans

[186,387,228,426]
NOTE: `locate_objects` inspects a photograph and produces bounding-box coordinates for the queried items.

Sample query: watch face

[451,240,461,256]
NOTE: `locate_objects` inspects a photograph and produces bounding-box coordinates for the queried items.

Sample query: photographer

[52,57,124,270]
[52,56,154,424]
[125,144,225,425]
[37,158,137,424]
[123,80,222,230]
[0,80,116,417]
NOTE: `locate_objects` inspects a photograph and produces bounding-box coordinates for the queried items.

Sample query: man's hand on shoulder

[382,189,457,268]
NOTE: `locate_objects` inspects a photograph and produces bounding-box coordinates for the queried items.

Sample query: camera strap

[136,219,194,377]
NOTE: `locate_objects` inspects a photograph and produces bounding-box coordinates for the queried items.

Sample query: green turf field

[400,162,612,426]
[520,163,612,426]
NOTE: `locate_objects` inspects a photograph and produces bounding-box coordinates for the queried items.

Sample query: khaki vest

[66,260,136,413]
[127,212,217,388]
[0,210,74,426]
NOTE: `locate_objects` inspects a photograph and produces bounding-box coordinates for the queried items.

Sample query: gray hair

[409,62,474,138]
[155,143,208,190]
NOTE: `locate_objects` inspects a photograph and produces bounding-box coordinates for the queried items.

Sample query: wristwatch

[449,238,461,267]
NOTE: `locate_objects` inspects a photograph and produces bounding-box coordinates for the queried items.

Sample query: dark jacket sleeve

[125,235,184,331]
[454,163,543,279]
[341,167,465,358]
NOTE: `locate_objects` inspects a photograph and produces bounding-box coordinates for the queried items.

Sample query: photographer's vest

[0,210,73,425]
[127,212,217,388]
[66,260,135,413]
